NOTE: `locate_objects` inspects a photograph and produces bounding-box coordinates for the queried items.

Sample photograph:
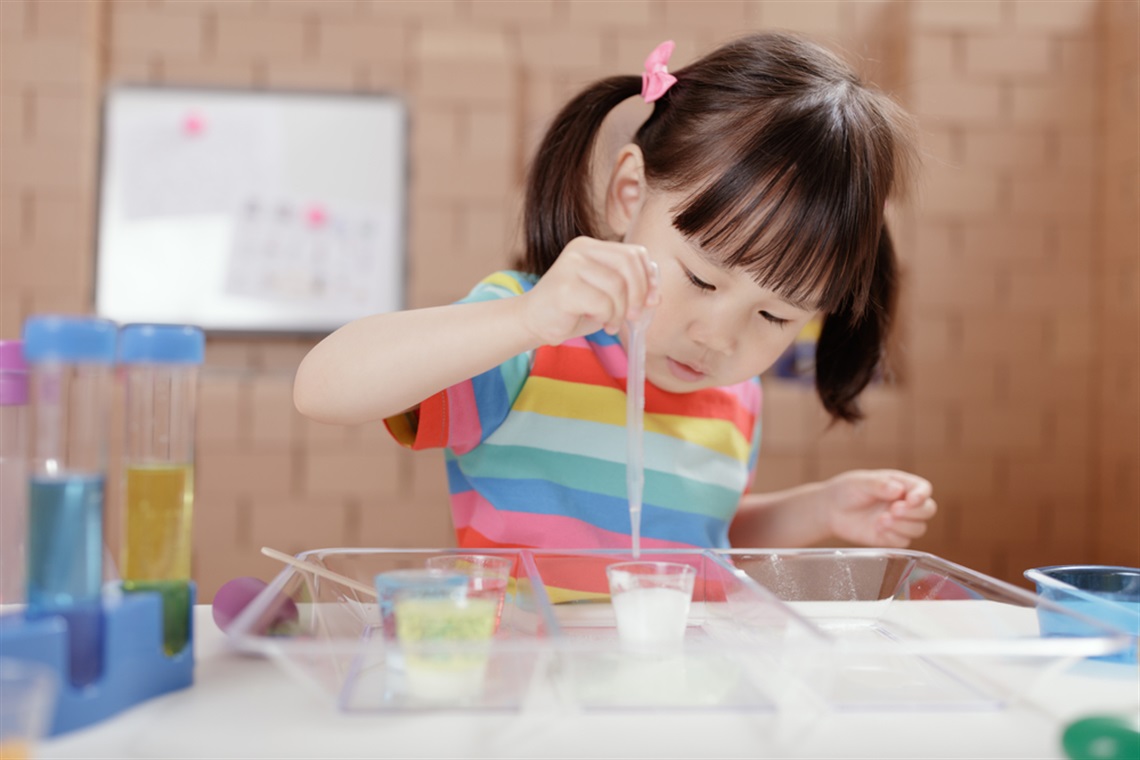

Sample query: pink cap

[0,340,28,406]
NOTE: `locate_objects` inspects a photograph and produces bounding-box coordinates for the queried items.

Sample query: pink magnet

[212,576,298,635]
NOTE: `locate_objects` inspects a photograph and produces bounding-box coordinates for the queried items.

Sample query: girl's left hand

[824,469,937,548]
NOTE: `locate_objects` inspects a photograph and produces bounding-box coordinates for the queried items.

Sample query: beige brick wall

[1098,0,1140,565]
[0,0,1136,601]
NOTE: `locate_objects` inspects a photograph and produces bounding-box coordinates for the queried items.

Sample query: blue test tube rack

[0,583,195,735]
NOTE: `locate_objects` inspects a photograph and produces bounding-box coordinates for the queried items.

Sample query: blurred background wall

[1,0,1136,601]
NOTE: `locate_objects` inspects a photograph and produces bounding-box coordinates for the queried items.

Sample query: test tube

[117,324,204,656]
[0,341,29,605]
[22,316,117,688]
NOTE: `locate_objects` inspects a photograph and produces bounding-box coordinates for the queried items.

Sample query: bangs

[664,93,895,317]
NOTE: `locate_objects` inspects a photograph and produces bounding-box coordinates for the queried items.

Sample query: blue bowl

[1025,565,1140,664]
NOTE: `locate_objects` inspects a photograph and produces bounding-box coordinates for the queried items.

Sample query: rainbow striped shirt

[386,271,763,553]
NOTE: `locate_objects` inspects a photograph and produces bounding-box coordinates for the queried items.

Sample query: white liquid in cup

[612,586,692,646]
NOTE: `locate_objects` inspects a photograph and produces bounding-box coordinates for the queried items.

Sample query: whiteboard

[95,86,407,333]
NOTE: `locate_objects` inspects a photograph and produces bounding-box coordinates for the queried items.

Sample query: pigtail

[519,75,643,275]
[814,224,898,423]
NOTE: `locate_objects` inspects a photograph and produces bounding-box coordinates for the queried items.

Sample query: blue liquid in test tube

[27,473,106,686]
[22,316,117,688]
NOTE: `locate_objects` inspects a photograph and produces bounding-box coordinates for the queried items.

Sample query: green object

[1063,715,1140,760]
[122,580,191,656]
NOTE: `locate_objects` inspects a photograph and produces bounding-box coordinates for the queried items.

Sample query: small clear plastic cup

[0,658,58,759]
[425,554,513,632]
[373,569,498,702]
[606,561,696,647]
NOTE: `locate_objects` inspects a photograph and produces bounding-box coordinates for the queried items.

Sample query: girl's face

[623,190,820,393]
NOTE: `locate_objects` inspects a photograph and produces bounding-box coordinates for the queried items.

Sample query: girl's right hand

[520,236,661,346]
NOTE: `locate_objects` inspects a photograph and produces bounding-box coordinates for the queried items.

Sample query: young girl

[294,32,937,554]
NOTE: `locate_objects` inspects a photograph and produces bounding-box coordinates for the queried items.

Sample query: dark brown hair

[520,32,917,422]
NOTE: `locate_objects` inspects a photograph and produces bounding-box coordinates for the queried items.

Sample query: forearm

[728,480,832,548]
[293,296,539,425]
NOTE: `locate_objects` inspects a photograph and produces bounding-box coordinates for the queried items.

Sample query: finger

[645,259,661,308]
[891,497,937,519]
[876,506,931,539]
[874,529,913,549]
[880,470,932,505]
[904,479,933,506]
[577,244,648,323]
[602,244,653,320]
[884,518,928,540]
[875,477,907,502]
[574,268,625,334]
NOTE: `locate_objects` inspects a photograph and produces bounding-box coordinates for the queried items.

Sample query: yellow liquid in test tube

[123,464,192,578]
[122,463,193,655]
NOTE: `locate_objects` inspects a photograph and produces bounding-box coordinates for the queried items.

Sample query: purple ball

[212,576,298,634]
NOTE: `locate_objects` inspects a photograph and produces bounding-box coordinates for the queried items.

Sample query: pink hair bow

[641,40,677,103]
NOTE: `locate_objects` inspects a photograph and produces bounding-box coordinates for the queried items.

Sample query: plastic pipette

[626,277,656,560]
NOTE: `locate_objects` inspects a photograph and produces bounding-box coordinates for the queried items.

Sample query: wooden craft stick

[260,546,378,599]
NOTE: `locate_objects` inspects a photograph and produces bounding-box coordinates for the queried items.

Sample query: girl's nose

[687,313,739,356]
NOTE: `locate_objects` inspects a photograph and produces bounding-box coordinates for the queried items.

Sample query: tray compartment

[718,549,1133,710]
[530,549,828,711]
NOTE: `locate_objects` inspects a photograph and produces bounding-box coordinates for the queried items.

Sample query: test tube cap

[22,316,117,364]
[118,324,205,365]
[0,340,28,406]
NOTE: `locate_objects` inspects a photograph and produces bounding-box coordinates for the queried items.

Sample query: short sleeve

[383,271,537,455]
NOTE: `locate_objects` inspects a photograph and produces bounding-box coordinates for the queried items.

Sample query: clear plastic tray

[718,549,1134,710]
[225,547,1133,714]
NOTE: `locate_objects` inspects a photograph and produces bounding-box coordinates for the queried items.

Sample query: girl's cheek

[745,343,789,378]
[644,311,670,343]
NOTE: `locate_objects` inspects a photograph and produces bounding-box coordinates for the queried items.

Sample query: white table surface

[38,606,1139,760]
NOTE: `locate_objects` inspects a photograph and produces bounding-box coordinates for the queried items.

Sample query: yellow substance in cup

[395,597,496,641]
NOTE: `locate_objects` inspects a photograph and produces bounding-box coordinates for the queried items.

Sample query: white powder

[612,587,692,646]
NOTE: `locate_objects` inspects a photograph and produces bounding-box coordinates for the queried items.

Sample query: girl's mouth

[666,358,707,382]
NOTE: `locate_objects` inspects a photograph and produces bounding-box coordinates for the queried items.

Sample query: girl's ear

[604,144,647,237]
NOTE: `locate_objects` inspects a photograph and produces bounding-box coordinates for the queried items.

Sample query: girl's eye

[759,311,791,327]
[684,268,715,291]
